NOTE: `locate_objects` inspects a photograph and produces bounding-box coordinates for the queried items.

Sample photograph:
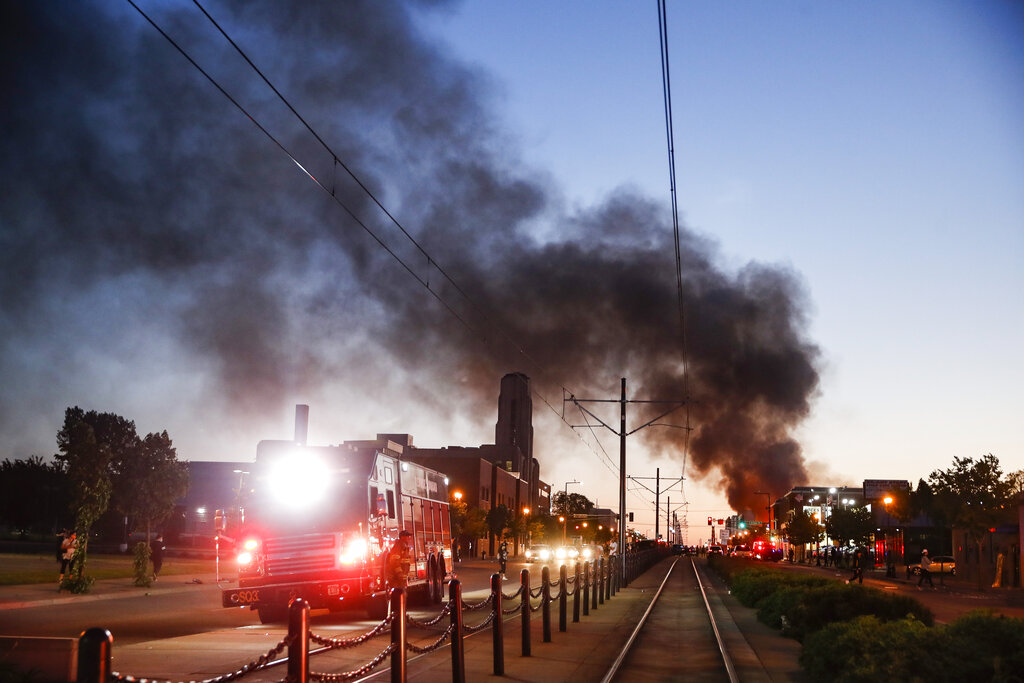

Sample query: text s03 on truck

[221,425,453,623]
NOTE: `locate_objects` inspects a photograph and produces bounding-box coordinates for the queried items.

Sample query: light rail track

[601,557,740,683]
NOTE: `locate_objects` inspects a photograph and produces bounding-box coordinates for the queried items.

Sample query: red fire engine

[221,416,453,623]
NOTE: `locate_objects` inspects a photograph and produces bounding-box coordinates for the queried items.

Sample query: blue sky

[417,0,1024,531]
[1,1,1021,542]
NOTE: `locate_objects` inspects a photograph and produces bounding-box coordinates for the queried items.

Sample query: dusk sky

[2,1,1021,541]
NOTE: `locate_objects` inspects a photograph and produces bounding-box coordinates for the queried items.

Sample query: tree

[825,506,873,547]
[486,504,511,544]
[783,510,823,561]
[928,453,1014,584]
[551,491,593,517]
[0,455,69,534]
[55,408,120,589]
[111,430,188,541]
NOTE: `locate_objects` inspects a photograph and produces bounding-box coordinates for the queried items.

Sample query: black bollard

[558,564,568,632]
[521,568,531,656]
[77,628,112,683]
[491,573,504,675]
[541,565,552,642]
[390,588,406,683]
[287,598,310,683]
[449,579,465,683]
[582,562,590,616]
[598,557,605,605]
[572,562,581,623]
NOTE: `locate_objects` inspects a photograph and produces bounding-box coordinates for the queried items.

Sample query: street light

[883,495,896,577]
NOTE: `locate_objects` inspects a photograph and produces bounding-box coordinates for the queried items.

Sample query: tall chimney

[294,404,309,445]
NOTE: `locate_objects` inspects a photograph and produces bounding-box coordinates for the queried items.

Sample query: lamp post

[883,495,896,577]
[522,506,531,547]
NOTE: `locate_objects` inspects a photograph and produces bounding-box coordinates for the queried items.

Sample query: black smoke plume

[0,0,818,510]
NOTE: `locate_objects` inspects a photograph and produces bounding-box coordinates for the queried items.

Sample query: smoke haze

[0,0,819,512]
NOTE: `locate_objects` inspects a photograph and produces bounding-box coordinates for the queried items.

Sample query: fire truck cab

[221,430,453,623]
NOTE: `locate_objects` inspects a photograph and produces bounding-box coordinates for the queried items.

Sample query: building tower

[495,372,533,468]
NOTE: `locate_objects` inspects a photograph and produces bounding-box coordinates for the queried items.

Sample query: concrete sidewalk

[0,572,227,610]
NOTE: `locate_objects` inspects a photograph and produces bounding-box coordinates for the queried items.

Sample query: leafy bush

[729,566,829,607]
[801,615,943,682]
[132,541,152,587]
[783,582,933,640]
[942,610,1024,681]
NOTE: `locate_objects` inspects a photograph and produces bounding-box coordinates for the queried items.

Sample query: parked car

[908,555,956,576]
[524,544,552,563]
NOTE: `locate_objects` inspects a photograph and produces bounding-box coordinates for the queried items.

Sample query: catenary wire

[127,0,620,476]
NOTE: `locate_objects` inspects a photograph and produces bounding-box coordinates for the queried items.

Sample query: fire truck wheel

[257,605,288,624]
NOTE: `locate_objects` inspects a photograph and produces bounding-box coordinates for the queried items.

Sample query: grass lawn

[0,552,217,585]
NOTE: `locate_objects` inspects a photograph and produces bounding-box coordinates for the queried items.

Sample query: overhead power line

[126,0,618,475]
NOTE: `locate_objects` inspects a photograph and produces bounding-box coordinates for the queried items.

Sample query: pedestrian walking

[917,549,934,589]
[847,545,865,584]
[150,534,165,581]
[57,530,75,585]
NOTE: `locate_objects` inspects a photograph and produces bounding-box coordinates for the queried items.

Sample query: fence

[77,550,661,683]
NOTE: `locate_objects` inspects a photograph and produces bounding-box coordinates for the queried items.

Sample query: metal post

[618,377,627,585]
[558,564,568,632]
[449,579,465,683]
[572,562,581,623]
[77,628,112,683]
[591,561,599,610]
[541,565,552,642]
[520,568,531,656]
[598,557,605,605]
[389,589,406,683]
[287,598,310,683]
[491,573,504,675]
[582,562,590,616]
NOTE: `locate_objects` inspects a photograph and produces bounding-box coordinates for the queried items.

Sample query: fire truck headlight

[237,551,254,566]
[340,538,368,564]
[268,452,331,509]
[243,538,259,551]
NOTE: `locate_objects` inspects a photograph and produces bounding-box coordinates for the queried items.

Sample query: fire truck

[221,409,453,623]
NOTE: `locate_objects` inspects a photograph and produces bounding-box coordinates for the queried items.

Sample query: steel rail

[598,557,679,683]
[692,557,740,683]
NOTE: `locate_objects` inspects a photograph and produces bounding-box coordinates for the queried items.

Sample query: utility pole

[565,378,687,579]
[628,469,684,541]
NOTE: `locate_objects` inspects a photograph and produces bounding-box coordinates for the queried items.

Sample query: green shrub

[729,567,829,607]
[801,615,944,682]
[942,610,1024,681]
[132,541,152,587]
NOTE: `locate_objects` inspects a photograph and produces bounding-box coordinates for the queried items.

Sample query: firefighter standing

[385,530,414,590]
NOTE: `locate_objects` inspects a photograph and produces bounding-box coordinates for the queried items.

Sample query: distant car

[730,545,752,558]
[578,544,603,561]
[671,543,685,555]
[524,544,552,564]
[708,545,724,555]
[554,545,580,561]
[908,555,956,576]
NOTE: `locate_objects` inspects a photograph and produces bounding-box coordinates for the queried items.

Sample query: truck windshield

[245,462,368,534]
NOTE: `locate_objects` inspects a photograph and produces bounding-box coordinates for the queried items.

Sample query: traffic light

[717,518,725,525]
[708,516,713,526]
[628,512,634,522]
[739,521,746,529]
